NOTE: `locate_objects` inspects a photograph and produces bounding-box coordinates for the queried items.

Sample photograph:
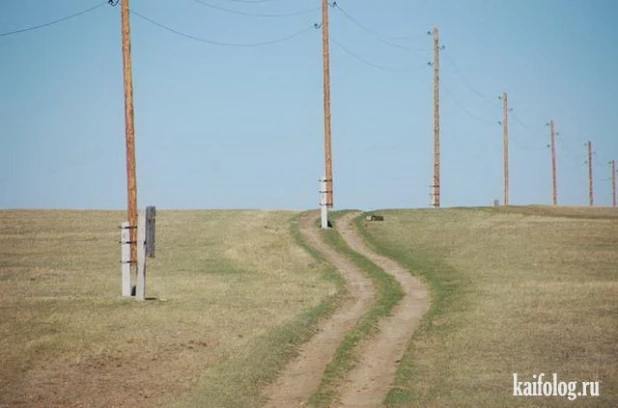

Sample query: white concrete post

[320,177,329,229]
[121,222,132,297]
[135,210,147,301]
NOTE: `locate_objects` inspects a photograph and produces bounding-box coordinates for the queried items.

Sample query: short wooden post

[120,222,132,297]
[145,206,156,258]
[135,210,147,301]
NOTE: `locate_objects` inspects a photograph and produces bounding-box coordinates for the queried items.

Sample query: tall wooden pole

[502,92,509,206]
[322,0,333,208]
[432,27,440,208]
[121,0,138,271]
[612,159,616,207]
[550,120,557,205]
[588,141,593,206]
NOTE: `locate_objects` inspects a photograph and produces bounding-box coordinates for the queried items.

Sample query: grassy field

[357,206,618,407]
[0,210,340,408]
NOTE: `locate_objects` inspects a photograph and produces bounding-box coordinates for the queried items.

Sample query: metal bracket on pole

[320,177,329,229]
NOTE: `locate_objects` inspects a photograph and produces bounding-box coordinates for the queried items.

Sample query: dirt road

[262,211,375,408]
[263,211,429,407]
[336,212,429,407]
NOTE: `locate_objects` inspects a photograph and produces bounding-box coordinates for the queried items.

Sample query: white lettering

[512,373,600,401]
[513,373,523,396]
[590,381,599,397]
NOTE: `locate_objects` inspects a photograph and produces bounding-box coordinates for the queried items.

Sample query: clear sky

[1,0,617,210]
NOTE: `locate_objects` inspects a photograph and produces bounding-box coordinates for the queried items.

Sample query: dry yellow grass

[0,210,336,408]
[359,206,618,407]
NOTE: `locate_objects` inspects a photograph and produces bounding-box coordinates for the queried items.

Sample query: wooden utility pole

[588,141,593,206]
[550,120,557,205]
[322,0,333,208]
[432,26,440,208]
[612,159,616,207]
[502,92,509,206]
[121,0,138,271]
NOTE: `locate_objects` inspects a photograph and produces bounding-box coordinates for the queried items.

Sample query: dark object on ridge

[365,214,384,222]
[146,206,156,258]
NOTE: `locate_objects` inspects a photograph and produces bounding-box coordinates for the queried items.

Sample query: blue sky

[1,0,617,210]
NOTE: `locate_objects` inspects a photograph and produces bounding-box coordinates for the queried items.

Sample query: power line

[443,51,501,109]
[510,110,544,132]
[191,0,319,18]
[130,9,316,47]
[556,136,587,159]
[332,2,427,41]
[222,0,282,3]
[0,1,108,38]
[440,79,497,126]
[510,111,532,130]
[331,36,428,72]
[509,134,545,151]
[557,155,586,171]
[332,3,430,53]
[444,50,544,133]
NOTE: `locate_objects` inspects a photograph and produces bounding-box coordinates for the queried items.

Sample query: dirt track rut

[262,211,375,408]
[335,212,429,407]
[263,211,429,407]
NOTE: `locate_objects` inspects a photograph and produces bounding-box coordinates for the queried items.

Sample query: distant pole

[550,120,557,205]
[322,0,333,209]
[432,26,440,208]
[121,0,138,272]
[502,92,509,206]
[588,141,594,206]
[612,159,616,207]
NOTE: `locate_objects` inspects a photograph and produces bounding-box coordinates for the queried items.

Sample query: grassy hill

[2,207,616,407]
[358,206,618,407]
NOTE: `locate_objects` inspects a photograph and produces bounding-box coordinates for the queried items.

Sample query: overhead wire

[440,79,497,126]
[331,36,428,72]
[557,155,587,171]
[0,1,108,38]
[557,137,587,159]
[443,51,501,108]
[331,3,430,53]
[191,0,319,18]
[510,111,540,131]
[222,0,282,3]
[509,134,546,151]
[130,9,317,47]
[444,51,547,136]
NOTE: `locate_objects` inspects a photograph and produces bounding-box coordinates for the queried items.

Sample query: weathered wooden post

[145,206,156,258]
[135,210,147,301]
[120,222,132,297]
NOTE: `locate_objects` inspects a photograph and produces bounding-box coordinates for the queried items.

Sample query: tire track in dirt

[335,212,429,407]
[262,211,375,408]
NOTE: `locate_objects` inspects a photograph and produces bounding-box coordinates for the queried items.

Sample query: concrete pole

[320,178,329,229]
